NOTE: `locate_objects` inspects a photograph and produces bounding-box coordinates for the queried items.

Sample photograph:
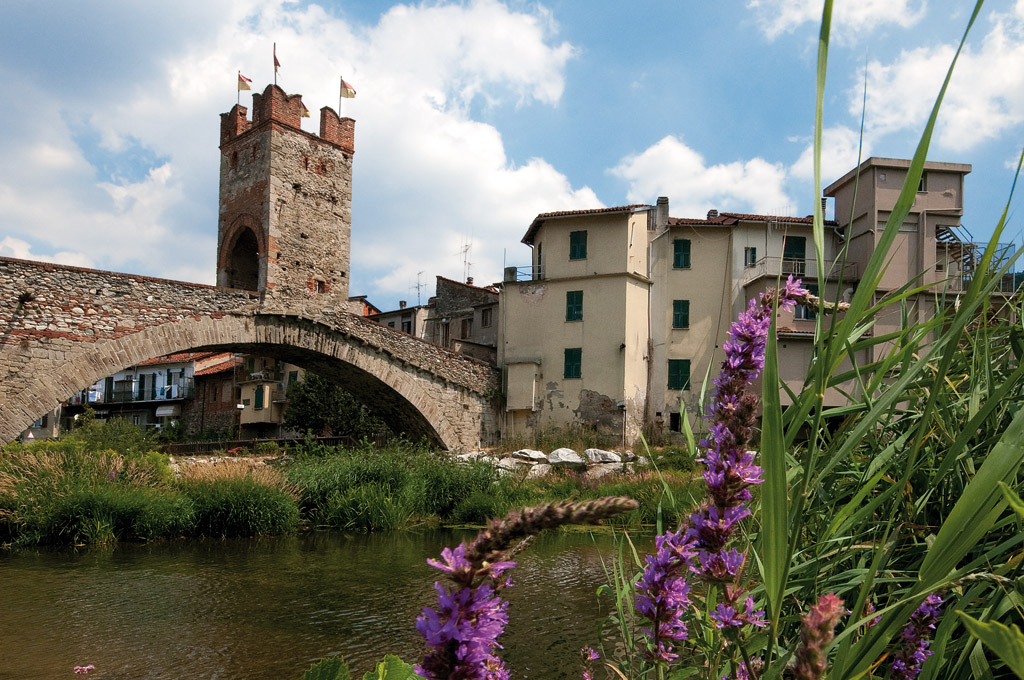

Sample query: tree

[283,372,389,438]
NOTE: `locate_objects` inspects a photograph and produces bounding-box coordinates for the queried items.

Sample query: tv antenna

[414,270,426,305]
[458,237,473,282]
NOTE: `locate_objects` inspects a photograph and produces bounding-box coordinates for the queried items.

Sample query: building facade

[499,157,983,445]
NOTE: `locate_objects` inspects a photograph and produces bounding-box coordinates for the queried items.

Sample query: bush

[317,484,412,532]
[179,462,299,538]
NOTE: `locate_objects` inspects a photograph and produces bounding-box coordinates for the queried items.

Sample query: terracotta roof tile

[194,358,239,377]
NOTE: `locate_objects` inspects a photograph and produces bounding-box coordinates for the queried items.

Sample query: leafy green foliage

[284,372,391,439]
[300,657,351,680]
[958,614,1024,679]
[180,477,300,538]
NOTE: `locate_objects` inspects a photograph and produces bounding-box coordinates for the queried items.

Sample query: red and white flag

[274,44,281,73]
[340,76,356,99]
[237,72,252,91]
[301,103,310,118]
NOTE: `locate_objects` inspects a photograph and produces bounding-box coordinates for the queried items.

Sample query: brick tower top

[216,83,355,314]
[220,84,355,155]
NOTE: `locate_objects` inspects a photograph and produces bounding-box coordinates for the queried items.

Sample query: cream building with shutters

[499,158,986,445]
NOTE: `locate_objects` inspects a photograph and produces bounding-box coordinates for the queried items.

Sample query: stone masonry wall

[0,257,498,448]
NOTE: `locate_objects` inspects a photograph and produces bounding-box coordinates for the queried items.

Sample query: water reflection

[0,530,653,680]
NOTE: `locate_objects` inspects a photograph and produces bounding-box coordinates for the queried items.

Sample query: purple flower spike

[793,592,845,680]
[890,594,943,680]
[635,527,696,664]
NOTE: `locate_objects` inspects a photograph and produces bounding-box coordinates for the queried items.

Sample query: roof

[194,358,239,377]
[435,275,499,294]
[136,351,219,367]
[523,204,651,245]
[824,157,972,196]
[669,212,830,227]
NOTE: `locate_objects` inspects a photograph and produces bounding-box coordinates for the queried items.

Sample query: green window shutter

[673,239,691,268]
[668,359,691,390]
[783,236,806,275]
[564,348,582,379]
[104,377,113,402]
[566,290,583,321]
[289,370,299,385]
[254,385,265,409]
[151,374,157,400]
[137,374,145,400]
[569,231,588,260]
[672,300,690,329]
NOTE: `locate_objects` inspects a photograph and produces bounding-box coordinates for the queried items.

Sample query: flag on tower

[237,72,252,91]
[340,76,357,99]
[274,43,281,73]
[301,102,310,118]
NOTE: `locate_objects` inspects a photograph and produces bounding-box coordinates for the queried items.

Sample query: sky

[2,0,1024,311]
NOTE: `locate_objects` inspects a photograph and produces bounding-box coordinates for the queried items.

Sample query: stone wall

[0,257,499,449]
[218,85,354,315]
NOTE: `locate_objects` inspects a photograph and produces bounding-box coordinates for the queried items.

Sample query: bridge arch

[1,313,489,450]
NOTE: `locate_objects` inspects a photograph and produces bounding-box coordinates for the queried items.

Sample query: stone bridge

[0,257,500,449]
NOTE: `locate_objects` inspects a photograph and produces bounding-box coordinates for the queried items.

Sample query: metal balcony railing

[742,257,858,286]
[101,379,194,404]
[503,265,544,282]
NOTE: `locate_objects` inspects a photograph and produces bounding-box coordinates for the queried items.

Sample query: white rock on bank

[548,448,584,465]
[526,463,553,479]
[585,463,624,481]
[496,457,531,471]
[511,448,547,462]
[583,448,621,463]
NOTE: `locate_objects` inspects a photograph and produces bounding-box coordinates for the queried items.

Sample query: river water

[0,529,652,680]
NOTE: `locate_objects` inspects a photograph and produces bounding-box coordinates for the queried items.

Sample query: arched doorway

[226,228,259,290]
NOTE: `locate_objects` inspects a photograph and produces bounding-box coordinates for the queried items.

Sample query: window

[441,321,451,346]
[744,246,757,267]
[565,290,583,321]
[314,279,327,294]
[672,300,690,329]
[246,358,255,372]
[288,370,299,385]
[461,318,473,338]
[137,374,146,400]
[481,308,493,328]
[918,172,927,192]
[673,239,691,269]
[668,359,691,390]
[795,283,818,321]
[564,348,582,379]
[401,313,413,334]
[254,385,265,410]
[387,321,395,328]
[783,236,806,276]
[669,412,681,432]
[569,230,587,260]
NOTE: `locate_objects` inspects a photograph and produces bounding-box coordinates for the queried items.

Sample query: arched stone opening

[226,228,260,290]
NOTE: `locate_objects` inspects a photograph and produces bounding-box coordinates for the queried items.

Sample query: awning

[155,405,181,417]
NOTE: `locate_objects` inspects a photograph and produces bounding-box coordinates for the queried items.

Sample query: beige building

[500,157,987,444]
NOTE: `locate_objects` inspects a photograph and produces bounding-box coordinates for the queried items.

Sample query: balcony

[503,265,544,282]
[742,257,858,286]
[101,379,194,404]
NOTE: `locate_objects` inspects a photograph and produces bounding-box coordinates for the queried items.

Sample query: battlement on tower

[220,84,355,155]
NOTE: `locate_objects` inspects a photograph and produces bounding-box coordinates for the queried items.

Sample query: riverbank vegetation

[0,435,697,547]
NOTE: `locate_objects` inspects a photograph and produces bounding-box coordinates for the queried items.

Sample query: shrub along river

[0,528,652,680]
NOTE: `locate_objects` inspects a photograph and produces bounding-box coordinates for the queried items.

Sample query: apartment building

[499,157,984,444]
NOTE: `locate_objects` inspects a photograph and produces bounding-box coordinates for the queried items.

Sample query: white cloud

[748,0,926,41]
[609,136,792,217]
[856,5,1024,151]
[0,237,94,268]
[0,0,588,302]
[791,125,872,183]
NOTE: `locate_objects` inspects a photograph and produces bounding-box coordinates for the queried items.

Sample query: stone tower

[217,84,355,313]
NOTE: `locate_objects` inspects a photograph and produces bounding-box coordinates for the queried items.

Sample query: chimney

[466,276,474,286]
[707,209,719,219]
[820,197,828,214]
[399,300,407,309]
[656,196,669,231]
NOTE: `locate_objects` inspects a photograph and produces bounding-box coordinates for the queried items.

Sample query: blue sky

[2,0,1023,310]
